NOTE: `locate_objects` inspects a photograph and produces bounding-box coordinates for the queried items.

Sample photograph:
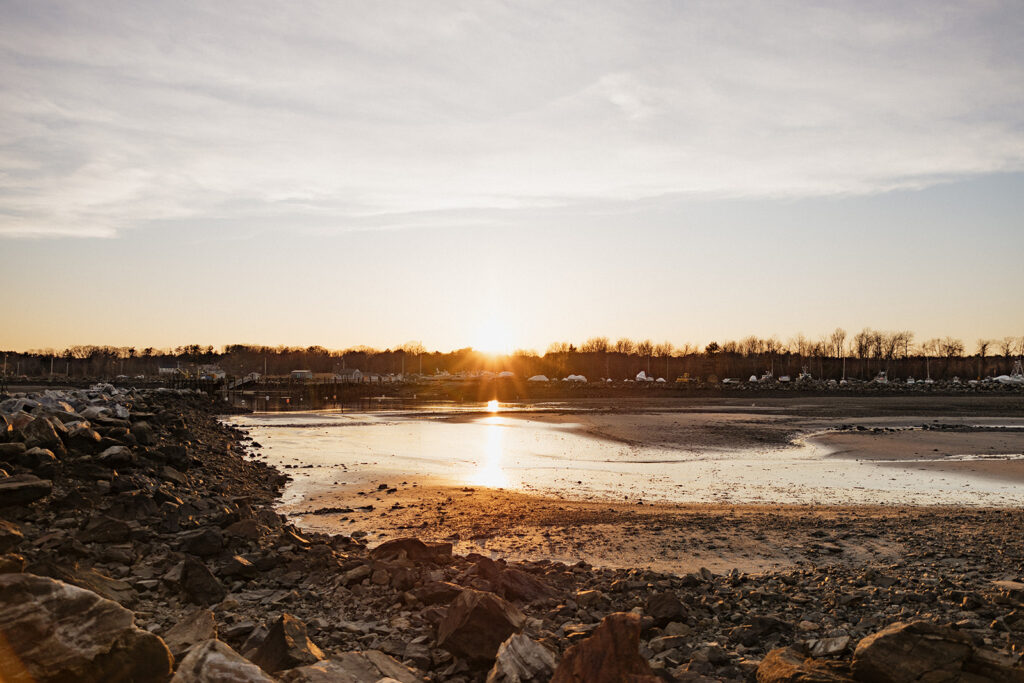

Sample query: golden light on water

[470,416,508,488]
[486,399,500,412]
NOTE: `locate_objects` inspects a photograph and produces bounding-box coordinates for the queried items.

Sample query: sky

[1,1,1023,353]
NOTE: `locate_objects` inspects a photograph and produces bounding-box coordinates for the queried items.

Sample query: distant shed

[335,368,363,383]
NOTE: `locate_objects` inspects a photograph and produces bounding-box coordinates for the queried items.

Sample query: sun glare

[469,418,508,488]
[472,317,513,355]
[487,399,499,412]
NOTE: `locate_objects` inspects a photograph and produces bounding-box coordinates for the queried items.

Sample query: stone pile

[1,386,1022,681]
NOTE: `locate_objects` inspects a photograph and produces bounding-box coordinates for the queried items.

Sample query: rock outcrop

[279,650,421,683]
[171,639,275,682]
[436,588,526,663]
[0,573,173,683]
[550,612,660,683]
[757,646,853,683]
[851,620,1021,682]
[486,633,557,683]
[249,613,324,674]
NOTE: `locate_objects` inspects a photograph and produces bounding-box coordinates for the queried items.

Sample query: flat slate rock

[0,475,52,507]
[163,607,218,660]
[171,639,275,683]
[486,633,556,683]
[279,650,421,683]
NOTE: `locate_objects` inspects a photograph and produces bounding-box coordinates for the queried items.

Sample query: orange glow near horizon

[486,399,500,412]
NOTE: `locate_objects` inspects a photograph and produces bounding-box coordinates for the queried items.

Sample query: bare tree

[654,342,674,378]
[789,333,811,358]
[739,336,764,357]
[614,338,636,355]
[829,328,847,359]
[853,329,872,359]
[580,337,610,353]
[402,341,426,375]
[977,339,992,379]
[939,337,965,358]
[676,343,698,357]
[636,339,654,374]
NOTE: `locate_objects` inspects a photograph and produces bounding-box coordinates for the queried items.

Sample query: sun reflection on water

[469,416,508,488]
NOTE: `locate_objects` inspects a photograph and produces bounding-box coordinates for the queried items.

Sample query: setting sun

[472,316,513,355]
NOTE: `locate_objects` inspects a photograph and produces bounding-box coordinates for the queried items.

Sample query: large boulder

[78,514,133,544]
[249,613,324,674]
[437,589,526,663]
[371,537,452,564]
[279,650,421,683]
[549,612,660,683]
[497,568,556,603]
[131,421,157,446]
[852,621,973,682]
[19,447,59,477]
[163,608,218,661]
[178,527,225,557]
[645,590,687,626]
[67,426,103,453]
[757,647,853,683]
[0,443,27,462]
[0,573,172,682]
[21,416,65,454]
[171,639,274,682]
[181,557,227,606]
[0,475,52,507]
[851,620,1022,682]
[97,445,135,468]
[0,520,24,553]
[732,615,790,647]
[412,580,464,605]
[486,633,557,683]
[29,560,138,607]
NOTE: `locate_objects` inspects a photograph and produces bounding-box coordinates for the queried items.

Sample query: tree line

[3,329,1023,381]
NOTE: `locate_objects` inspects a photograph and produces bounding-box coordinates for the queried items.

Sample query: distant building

[334,368,363,383]
[199,365,226,380]
[290,369,313,380]
[158,364,181,376]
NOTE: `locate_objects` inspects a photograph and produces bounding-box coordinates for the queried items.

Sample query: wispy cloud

[2,0,1023,237]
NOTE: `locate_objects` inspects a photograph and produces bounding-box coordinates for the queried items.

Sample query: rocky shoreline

[1,387,1023,682]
